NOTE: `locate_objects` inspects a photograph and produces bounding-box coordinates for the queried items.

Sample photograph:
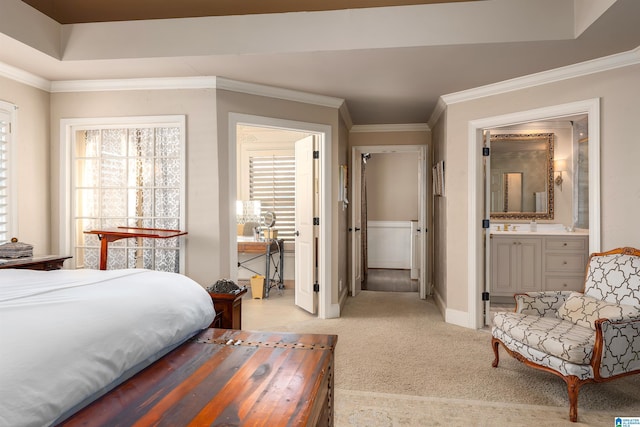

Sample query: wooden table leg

[279,239,284,288]
[265,241,271,297]
[99,236,109,270]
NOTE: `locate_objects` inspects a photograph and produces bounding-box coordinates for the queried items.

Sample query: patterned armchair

[491,247,640,422]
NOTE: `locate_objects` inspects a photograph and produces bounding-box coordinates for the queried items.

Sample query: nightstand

[207,288,247,329]
[0,255,71,270]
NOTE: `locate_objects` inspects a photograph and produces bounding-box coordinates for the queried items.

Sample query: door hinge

[482,147,490,156]
[482,292,490,301]
[313,217,320,226]
[313,283,320,292]
[313,150,319,159]
[482,219,490,229]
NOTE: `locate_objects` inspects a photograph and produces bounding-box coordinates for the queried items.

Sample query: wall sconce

[554,159,568,191]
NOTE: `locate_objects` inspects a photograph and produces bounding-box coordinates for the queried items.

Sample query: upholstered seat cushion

[556,292,640,330]
[493,312,595,364]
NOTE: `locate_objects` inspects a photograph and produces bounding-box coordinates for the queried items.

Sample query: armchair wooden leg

[491,337,500,368]
[565,376,582,423]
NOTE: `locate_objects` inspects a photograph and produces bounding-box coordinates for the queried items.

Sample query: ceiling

[4,0,640,125]
[21,0,480,24]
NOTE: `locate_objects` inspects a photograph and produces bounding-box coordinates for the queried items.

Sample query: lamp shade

[554,159,568,172]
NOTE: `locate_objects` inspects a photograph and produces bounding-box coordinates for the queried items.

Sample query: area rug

[245,290,640,426]
[334,389,621,427]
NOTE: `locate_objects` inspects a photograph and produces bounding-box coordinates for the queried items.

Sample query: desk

[84,227,187,270]
[237,238,284,298]
[0,255,71,270]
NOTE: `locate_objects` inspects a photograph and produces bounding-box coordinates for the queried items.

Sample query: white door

[483,130,492,326]
[295,135,317,313]
[350,147,363,296]
[418,146,428,299]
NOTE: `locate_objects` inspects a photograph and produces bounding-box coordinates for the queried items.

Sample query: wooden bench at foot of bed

[59,329,337,427]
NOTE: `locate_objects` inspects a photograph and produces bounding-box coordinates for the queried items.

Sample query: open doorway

[468,99,601,329]
[228,114,335,318]
[362,152,419,292]
[485,116,590,309]
[350,145,429,298]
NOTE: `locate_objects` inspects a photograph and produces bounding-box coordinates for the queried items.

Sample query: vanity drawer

[545,253,588,273]
[545,275,585,292]
[545,236,587,251]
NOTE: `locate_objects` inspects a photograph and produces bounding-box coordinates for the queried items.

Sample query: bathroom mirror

[490,133,554,220]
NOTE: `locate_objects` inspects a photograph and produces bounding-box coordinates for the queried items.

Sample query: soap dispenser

[530,220,537,232]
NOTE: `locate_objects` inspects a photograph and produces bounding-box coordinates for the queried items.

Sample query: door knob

[295,231,300,236]
[355,227,361,232]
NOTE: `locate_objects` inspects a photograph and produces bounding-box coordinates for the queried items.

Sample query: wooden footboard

[59,329,337,427]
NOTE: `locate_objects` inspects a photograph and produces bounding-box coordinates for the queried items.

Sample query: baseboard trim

[433,288,472,329]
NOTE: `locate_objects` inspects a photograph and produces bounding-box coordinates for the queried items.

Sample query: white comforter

[0,268,215,427]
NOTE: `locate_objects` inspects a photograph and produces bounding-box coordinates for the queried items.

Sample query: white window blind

[249,155,295,240]
[0,103,15,244]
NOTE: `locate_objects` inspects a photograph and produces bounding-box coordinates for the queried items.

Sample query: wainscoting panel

[367,221,412,269]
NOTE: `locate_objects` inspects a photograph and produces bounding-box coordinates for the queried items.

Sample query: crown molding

[49,75,347,115]
[350,123,429,133]
[427,97,447,129]
[50,76,217,92]
[441,45,640,106]
[214,77,344,110]
[339,102,353,130]
[0,61,50,92]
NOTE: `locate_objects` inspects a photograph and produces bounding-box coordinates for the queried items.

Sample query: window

[248,154,296,240]
[0,101,16,244]
[72,118,185,272]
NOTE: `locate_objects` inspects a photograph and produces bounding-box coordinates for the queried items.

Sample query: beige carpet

[249,290,640,426]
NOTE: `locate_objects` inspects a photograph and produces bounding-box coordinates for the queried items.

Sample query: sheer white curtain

[74,126,183,272]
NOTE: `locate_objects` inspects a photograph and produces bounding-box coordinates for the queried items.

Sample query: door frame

[350,144,429,298]
[468,98,601,329]
[228,113,335,319]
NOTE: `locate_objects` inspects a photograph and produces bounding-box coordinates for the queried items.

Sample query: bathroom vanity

[490,227,589,300]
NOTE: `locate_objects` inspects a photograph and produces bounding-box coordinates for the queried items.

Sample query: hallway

[364,268,418,292]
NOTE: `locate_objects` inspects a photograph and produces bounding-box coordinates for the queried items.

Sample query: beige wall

[49,87,347,314]
[366,152,418,221]
[337,118,350,299]
[214,89,346,307]
[442,63,640,314]
[49,88,218,284]
[430,112,446,303]
[0,76,50,254]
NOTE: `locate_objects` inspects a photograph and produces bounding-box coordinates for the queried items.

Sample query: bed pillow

[556,292,640,330]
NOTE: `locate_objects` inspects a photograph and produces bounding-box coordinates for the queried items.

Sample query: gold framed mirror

[490,133,554,220]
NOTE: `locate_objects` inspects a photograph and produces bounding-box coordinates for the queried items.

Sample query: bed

[1,268,337,427]
[0,268,215,427]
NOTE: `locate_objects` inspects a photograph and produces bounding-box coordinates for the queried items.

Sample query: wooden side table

[208,288,247,329]
[83,227,187,270]
[0,255,71,270]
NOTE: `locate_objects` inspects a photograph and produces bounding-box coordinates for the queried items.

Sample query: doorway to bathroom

[468,99,601,328]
